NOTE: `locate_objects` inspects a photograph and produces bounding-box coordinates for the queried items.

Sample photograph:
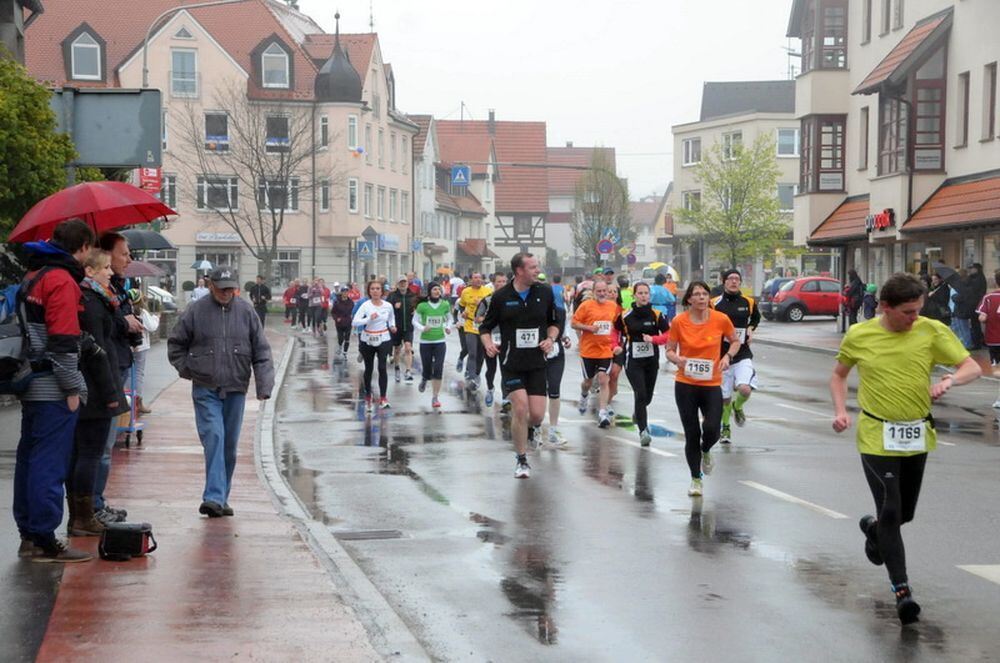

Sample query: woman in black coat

[845,269,864,326]
[922,272,953,325]
[68,249,128,536]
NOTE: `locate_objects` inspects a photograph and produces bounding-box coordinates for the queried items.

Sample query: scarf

[83,277,120,309]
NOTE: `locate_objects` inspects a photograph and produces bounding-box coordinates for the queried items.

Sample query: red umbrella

[7,181,177,243]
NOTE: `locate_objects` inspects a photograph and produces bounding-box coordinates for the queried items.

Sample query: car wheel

[786,305,805,322]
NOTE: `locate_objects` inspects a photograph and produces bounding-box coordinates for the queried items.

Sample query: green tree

[674,135,788,270]
[0,57,77,237]
[570,150,633,269]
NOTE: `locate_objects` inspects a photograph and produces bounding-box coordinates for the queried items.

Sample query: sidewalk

[33,330,380,662]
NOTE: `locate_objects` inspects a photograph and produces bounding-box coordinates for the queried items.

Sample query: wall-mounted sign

[819,173,844,191]
[195,231,241,243]
[865,208,895,233]
[378,233,401,252]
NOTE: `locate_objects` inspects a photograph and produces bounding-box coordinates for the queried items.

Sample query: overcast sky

[297,0,798,199]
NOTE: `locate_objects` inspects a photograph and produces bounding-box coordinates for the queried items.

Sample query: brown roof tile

[904,174,1000,232]
[493,121,548,213]
[630,196,663,228]
[854,9,952,95]
[809,196,870,243]
[546,146,616,197]
[435,120,493,176]
[435,188,487,217]
[301,32,375,82]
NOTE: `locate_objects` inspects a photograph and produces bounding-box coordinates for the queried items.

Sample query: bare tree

[176,80,344,280]
[571,150,633,269]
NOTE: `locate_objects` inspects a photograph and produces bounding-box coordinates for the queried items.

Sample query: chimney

[488,109,496,136]
[566,141,574,148]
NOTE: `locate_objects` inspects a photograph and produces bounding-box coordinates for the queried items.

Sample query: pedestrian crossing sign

[451,165,471,187]
[357,240,374,259]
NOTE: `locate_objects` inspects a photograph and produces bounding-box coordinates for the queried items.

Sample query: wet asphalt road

[275,331,1000,662]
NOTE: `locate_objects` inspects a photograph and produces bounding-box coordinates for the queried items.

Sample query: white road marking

[740,480,848,519]
[610,436,677,457]
[776,403,830,418]
[938,439,957,447]
[957,565,1000,585]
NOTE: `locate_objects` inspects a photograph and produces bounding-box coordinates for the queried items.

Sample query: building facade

[1,0,42,63]
[791,0,1000,283]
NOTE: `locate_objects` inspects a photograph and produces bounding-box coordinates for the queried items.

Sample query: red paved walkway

[36,332,379,662]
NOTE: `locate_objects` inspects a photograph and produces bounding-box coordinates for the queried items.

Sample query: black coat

[78,287,128,420]
[923,284,952,323]
[108,274,138,370]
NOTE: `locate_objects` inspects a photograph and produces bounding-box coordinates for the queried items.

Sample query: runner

[480,253,560,479]
[976,269,1000,408]
[650,273,677,325]
[351,280,397,412]
[544,301,572,448]
[331,286,354,358]
[412,282,451,409]
[571,280,619,428]
[387,277,417,383]
[476,272,508,407]
[647,281,740,497]
[616,282,668,446]
[830,273,980,625]
[307,278,330,338]
[458,273,490,389]
[606,282,624,416]
[711,270,760,445]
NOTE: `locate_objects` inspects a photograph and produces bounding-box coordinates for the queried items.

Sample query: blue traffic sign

[451,165,471,187]
[357,240,374,260]
[596,239,614,255]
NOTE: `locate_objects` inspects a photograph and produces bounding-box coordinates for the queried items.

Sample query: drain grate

[333,529,404,541]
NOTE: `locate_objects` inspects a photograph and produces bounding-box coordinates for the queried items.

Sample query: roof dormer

[252,34,293,89]
[61,23,106,82]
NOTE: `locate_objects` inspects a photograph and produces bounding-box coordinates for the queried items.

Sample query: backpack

[0,268,53,395]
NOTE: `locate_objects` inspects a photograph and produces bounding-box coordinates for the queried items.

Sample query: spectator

[248,275,272,325]
[967,263,988,350]
[844,269,864,326]
[862,284,878,320]
[949,269,975,349]
[168,267,274,517]
[922,273,952,324]
[129,288,160,415]
[191,277,209,302]
[14,218,94,562]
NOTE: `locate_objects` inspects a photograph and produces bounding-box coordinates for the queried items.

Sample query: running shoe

[418,379,427,393]
[432,397,441,409]
[859,515,883,566]
[688,478,703,497]
[598,410,611,429]
[893,585,921,625]
[364,396,374,413]
[485,390,494,407]
[701,451,714,476]
[456,357,464,372]
[515,458,531,479]
[733,406,747,427]
[405,371,414,384]
[500,399,512,414]
[578,394,588,415]
[719,425,732,445]
[394,366,401,383]
[639,429,652,447]
[379,398,391,409]
[547,427,568,448]
[606,406,615,418]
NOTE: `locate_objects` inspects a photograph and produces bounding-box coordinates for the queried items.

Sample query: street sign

[599,253,611,261]
[627,253,638,265]
[137,168,161,194]
[596,239,614,255]
[618,246,630,258]
[451,165,471,187]
[357,241,374,260]
[411,239,422,252]
[602,229,621,244]
[50,88,162,167]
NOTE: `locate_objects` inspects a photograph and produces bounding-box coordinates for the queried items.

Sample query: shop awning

[422,242,448,255]
[457,239,499,259]
[853,8,952,95]
[903,172,1000,233]
[808,196,870,245]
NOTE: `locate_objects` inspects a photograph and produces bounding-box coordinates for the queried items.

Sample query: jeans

[950,317,972,349]
[464,333,484,382]
[192,385,246,505]
[13,400,78,543]
[94,366,130,509]
[69,417,112,495]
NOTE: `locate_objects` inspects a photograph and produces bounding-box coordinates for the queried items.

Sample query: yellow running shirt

[458,285,490,334]
[835,316,968,456]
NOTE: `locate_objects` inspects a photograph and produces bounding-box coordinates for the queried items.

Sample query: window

[912,49,946,170]
[162,108,168,151]
[390,132,397,170]
[682,191,701,211]
[820,3,847,69]
[892,0,904,30]
[347,115,358,148]
[197,176,238,211]
[514,216,532,236]
[170,49,197,97]
[265,116,289,153]
[372,92,381,118]
[261,43,289,88]
[389,189,397,220]
[365,124,372,163]
[777,128,800,157]
[778,184,798,212]
[401,137,408,174]
[983,63,997,141]
[801,115,846,191]
[377,186,386,220]
[204,113,229,152]
[71,32,100,80]
[956,71,970,147]
[801,280,820,293]
[401,192,409,222]
[484,178,492,202]
[682,138,701,165]
[319,115,329,147]
[157,174,177,209]
[378,129,385,167]
[819,280,842,293]
[859,107,870,170]
[270,250,300,287]
[880,0,891,35]
[364,183,373,217]
[319,180,330,212]
[862,0,872,44]
[722,131,742,159]
[257,178,299,212]
[347,179,359,214]
[878,96,907,175]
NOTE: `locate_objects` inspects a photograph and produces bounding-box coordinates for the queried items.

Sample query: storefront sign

[378,233,400,252]
[195,232,241,243]
[865,208,896,233]
[137,168,161,194]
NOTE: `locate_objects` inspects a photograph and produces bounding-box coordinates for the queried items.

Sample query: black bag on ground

[99,522,157,561]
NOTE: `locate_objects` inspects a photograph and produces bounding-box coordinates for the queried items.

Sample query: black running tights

[861,453,928,587]
[360,341,391,398]
[625,359,658,432]
[457,327,468,361]
[420,342,446,381]
[336,326,351,353]
[674,382,723,478]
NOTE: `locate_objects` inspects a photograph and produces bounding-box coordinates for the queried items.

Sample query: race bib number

[491,330,502,345]
[685,358,714,381]
[426,316,444,328]
[310,296,322,306]
[516,328,539,349]
[632,342,654,359]
[594,321,612,336]
[734,328,747,344]
[883,420,926,452]
[361,331,387,346]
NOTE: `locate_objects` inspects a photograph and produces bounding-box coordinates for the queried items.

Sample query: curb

[254,335,429,661]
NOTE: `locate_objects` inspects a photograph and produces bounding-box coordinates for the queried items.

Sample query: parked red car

[771,276,841,322]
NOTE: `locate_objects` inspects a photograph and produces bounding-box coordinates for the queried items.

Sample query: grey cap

[209,266,239,289]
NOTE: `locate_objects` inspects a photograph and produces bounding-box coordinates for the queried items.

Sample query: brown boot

[137,397,152,415]
[68,495,104,537]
